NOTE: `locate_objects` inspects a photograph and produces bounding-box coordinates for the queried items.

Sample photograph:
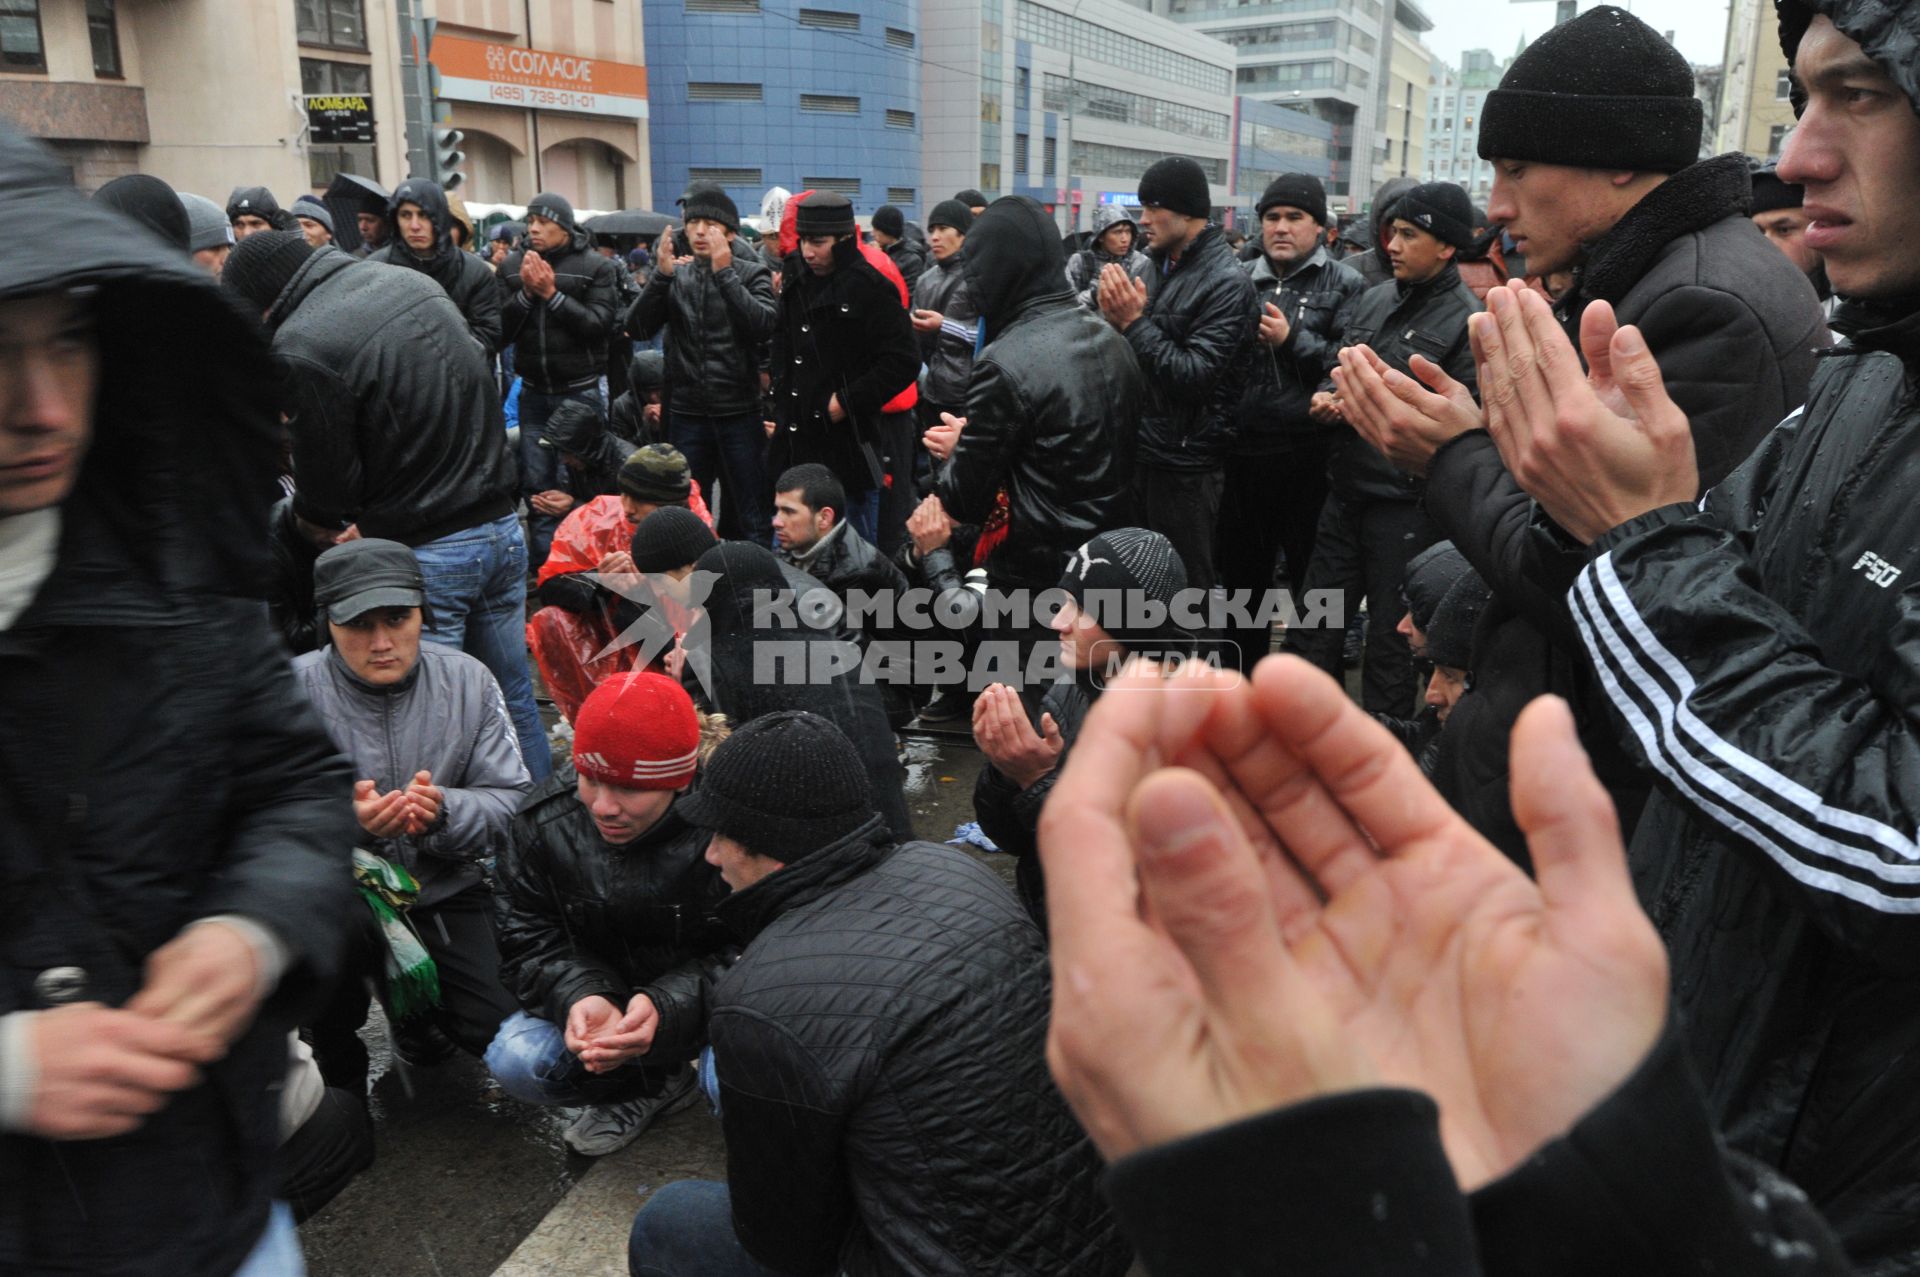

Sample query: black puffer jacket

[1128,225,1257,472]
[1562,287,1920,1272]
[610,349,667,447]
[1235,245,1368,455]
[0,127,356,1277]
[268,247,518,546]
[1326,260,1482,503]
[973,675,1094,924]
[779,520,911,605]
[911,249,978,408]
[770,236,919,493]
[495,764,733,1058]
[625,247,778,417]
[545,399,638,501]
[267,494,325,655]
[883,236,931,294]
[367,178,504,355]
[694,543,914,842]
[941,196,1141,592]
[1424,154,1825,865]
[501,228,620,392]
[710,828,1132,1277]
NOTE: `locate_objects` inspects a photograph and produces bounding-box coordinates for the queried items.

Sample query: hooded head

[1365,177,1420,252]
[963,195,1071,337]
[0,125,282,596]
[226,186,286,235]
[628,348,666,396]
[387,178,455,261]
[94,175,190,253]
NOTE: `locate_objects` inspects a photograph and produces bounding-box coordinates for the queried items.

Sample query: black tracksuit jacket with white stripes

[1569,301,1920,1276]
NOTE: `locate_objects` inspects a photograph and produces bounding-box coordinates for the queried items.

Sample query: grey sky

[1419,0,1732,70]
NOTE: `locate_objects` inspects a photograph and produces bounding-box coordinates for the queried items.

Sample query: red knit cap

[571,672,701,790]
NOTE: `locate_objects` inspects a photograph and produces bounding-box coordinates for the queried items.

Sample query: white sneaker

[562,1066,699,1156]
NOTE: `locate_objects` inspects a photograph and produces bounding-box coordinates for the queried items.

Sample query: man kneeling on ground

[627,710,1132,1277]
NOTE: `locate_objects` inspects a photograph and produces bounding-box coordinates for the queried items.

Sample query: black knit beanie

[871,205,905,238]
[628,505,717,573]
[927,199,974,234]
[955,189,989,208]
[796,192,856,237]
[1138,157,1212,220]
[224,230,316,314]
[680,183,740,233]
[1477,6,1703,173]
[1388,182,1476,250]
[1256,173,1328,227]
[94,175,191,252]
[527,191,576,232]
[1425,568,1491,671]
[676,710,877,858]
[1751,164,1804,215]
[1399,541,1470,634]
[1057,528,1193,653]
[618,443,694,504]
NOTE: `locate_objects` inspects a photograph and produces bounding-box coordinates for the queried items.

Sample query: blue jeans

[628,1181,795,1277]
[846,488,881,548]
[233,1202,304,1277]
[670,409,769,545]
[414,513,553,781]
[485,1010,664,1107]
[520,386,606,568]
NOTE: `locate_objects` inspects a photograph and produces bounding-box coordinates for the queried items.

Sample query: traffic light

[434,127,466,192]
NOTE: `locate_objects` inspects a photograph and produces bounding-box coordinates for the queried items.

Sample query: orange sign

[431,35,648,119]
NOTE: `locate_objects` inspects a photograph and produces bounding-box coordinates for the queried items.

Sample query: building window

[797,7,859,29]
[88,0,121,77]
[1015,133,1029,175]
[799,93,860,114]
[981,163,1001,192]
[885,108,915,129]
[686,0,760,9]
[301,58,376,187]
[297,0,365,50]
[0,0,45,72]
[1017,64,1030,103]
[802,175,861,197]
[885,26,914,49]
[1775,67,1793,100]
[688,81,763,101]
[1768,123,1791,159]
[1071,140,1225,185]
[1044,134,1057,177]
[690,166,764,185]
[887,186,915,204]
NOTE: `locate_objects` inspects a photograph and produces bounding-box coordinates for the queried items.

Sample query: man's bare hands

[1332,345,1484,476]
[907,494,955,558]
[124,922,268,1063]
[521,252,558,300]
[565,995,621,1056]
[1474,285,1697,543]
[577,993,661,1073]
[402,770,444,836]
[708,236,734,272]
[530,490,575,517]
[25,1004,213,1140]
[353,779,410,838]
[827,393,847,424]
[922,413,965,463]
[1041,657,1668,1190]
[1257,301,1291,348]
[911,308,944,334]
[1097,266,1148,331]
[1308,391,1345,424]
[973,683,1064,788]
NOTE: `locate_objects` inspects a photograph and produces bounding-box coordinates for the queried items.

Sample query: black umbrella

[324,172,390,253]
[583,209,674,237]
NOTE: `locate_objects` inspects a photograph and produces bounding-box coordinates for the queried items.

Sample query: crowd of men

[7,0,1920,1273]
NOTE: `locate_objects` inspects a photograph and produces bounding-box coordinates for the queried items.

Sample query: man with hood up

[927,195,1140,610]
[1462,3,1920,1266]
[368,177,503,355]
[538,398,639,508]
[1338,175,1418,287]
[1064,204,1150,310]
[0,124,355,1274]
[502,192,620,569]
[227,185,292,239]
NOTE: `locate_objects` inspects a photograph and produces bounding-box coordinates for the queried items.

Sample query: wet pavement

[299,727,991,1277]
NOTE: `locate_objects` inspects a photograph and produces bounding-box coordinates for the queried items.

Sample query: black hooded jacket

[501,223,620,393]
[544,398,638,501]
[494,764,733,1057]
[625,240,778,417]
[1423,153,1826,866]
[938,196,1141,591]
[693,542,914,843]
[610,349,667,446]
[1127,225,1257,472]
[227,184,293,232]
[0,127,356,1276]
[267,247,519,546]
[1340,176,1419,288]
[710,828,1131,1277]
[1543,5,1920,1266]
[368,178,504,355]
[1235,244,1368,455]
[769,235,919,493]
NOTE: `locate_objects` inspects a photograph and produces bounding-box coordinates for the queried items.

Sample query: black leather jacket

[1323,260,1482,504]
[268,248,518,545]
[501,231,620,392]
[1235,245,1368,455]
[710,827,1132,1277]
[944,196,1141,591]
[1127,225,1257,472]
[495,765,734,1058]
[626,250,778,417]
[366,180,504,355]
[911,250,978,408]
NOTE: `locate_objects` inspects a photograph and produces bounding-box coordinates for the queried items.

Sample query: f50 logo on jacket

[1854,551,1903,588]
